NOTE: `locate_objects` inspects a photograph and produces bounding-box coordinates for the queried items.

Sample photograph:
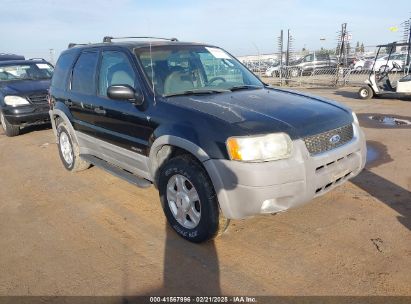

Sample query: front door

[92,49,153,155]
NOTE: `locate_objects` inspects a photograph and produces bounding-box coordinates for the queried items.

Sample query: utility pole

[335,23,349,86]
[286,29,291,66]
[278,30,284,84]
[405,17,411,69]
[337,23,348,67]
[278,30,283,67]
[399,14,411,72]
[252,42,261,77]
[49,49,55,65]
[408,21,411,69]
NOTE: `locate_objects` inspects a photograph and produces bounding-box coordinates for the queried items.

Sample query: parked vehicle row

[1,39,366,243]
[0,53,25,61]
[265,52,338,77]
[358,42,411,99]
[262,52,410,78]
[0,58,54,136]
[363,53,408,73]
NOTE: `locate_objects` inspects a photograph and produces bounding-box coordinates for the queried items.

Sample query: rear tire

[0,111,20,137]
[358,86,373,100]
[158,154,227,243]
[56,118,90,172]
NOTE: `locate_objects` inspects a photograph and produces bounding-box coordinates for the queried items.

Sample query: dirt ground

[0,87,410,296]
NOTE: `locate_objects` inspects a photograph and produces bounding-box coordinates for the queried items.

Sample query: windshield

[0,62,54,81]
[135,45,263,96]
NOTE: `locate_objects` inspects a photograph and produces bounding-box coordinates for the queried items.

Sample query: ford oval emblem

[329,134,341,144]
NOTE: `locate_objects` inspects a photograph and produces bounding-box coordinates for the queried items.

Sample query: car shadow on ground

[351,169,411,231]
[334,90,360,99]
[131,159,239,297]
[122,225,221,301]
[351,140,411,231]
[153,226,221,295]
[19,123,51,136]
[335,89,411,101]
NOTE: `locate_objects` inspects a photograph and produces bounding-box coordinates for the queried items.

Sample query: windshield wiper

[229,85,264,91]
[164,89,229,97]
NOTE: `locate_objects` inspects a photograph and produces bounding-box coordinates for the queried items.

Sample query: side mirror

[107,85,144,106]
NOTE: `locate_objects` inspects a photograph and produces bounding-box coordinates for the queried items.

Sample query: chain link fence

[259,66,409,88]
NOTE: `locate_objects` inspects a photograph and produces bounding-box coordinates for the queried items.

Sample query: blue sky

[0,0,409,60]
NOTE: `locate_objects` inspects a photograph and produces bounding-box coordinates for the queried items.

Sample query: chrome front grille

[28,93,48,104]
[303,124,354,155]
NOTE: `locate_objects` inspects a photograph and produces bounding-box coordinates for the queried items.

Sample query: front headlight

[4,95,30,106]
[352,111,359,124]
[226,133,293,162]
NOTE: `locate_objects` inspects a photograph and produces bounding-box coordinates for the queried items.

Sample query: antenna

[149,41,156,105]
[103,36,178,43]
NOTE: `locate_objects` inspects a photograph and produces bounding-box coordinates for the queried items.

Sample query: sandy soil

[0,87,410,296]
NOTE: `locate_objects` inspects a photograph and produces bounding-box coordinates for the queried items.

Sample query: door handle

[65,99,73,106]
[94,107,106,115]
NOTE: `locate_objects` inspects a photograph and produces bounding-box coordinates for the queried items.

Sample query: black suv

[49,37,366,242]
[0,53,25,61]
[0,59,54,136]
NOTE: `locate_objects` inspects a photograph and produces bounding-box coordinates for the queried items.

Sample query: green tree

[355,41,360,53]
[360,43,365,53]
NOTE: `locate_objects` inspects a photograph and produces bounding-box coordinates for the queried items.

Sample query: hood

[165,87,352,139]
[0,79,50,96]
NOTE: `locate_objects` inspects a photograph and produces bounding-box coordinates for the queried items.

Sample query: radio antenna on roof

[149,41,156,106]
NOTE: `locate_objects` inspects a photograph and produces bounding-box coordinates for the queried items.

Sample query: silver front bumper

[203,123,366,219]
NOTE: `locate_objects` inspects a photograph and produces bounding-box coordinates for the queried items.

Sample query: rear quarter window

[51,52,77,90]
[71,51,99,95]
[316,54,329,61]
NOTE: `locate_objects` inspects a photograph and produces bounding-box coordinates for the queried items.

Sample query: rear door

[315,53,329,69]
[68,50,99,136]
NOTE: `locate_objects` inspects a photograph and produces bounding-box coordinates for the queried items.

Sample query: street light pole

[49,49,55,65]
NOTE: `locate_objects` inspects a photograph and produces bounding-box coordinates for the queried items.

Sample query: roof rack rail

[67,43,89,49]
[29,57,46,61]
[103,36,179,43]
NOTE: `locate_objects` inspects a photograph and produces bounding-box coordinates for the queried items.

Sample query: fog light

[261,195,294,213]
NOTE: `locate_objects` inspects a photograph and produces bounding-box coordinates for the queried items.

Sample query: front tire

[290,68,300,78]
[358,86,373,100]
[56,118,90,171]
[0,111,20,137]
[158,155,223,243]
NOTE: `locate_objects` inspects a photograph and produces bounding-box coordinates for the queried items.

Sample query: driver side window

[98,51,137,97]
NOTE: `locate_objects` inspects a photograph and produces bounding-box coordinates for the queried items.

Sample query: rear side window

[51,52,76,90]
[71,51,98,94]
[316,54,328,61]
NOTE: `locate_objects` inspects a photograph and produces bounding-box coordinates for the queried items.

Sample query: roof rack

[103,36,179,43]
[0,53,23,56]
[29,57,46,61]
[376,41,410,47]
[67,43,89,49]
